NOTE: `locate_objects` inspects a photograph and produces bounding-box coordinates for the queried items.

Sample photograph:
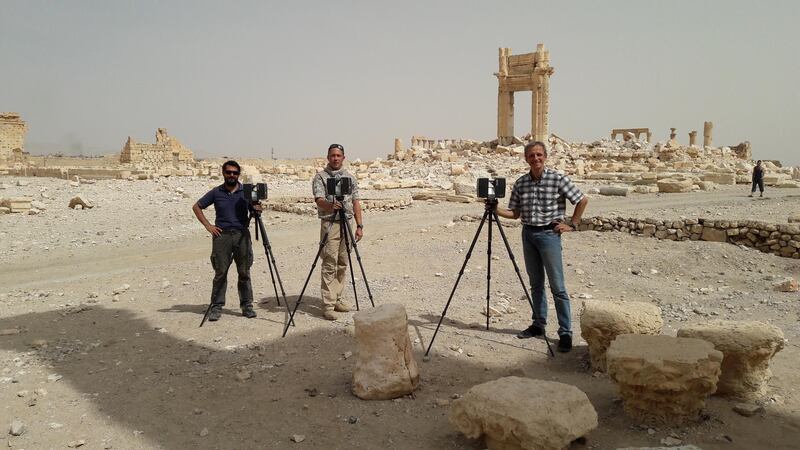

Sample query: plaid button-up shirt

[507,168,585,226]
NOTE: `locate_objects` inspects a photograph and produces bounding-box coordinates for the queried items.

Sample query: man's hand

[554,222,575,234]
[332,200,343,210]
[355,227,363,242]
[253,203,263,213]
[205,224,223,237]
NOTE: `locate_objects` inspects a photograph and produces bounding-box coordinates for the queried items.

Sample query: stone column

[689,131,698,146]
[393,138,402,155]
[533,72,551,142]
[352,304,420,400]
[497,90,514,146]
[703,121,713,147]
[496,48,514,146]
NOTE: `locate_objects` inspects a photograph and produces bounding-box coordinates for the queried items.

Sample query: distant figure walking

[749,160,765,197]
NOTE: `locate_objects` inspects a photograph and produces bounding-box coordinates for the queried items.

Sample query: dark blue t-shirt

[197,183,250,230]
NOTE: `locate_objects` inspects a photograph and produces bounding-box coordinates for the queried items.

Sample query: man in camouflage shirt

[311,144,364,320]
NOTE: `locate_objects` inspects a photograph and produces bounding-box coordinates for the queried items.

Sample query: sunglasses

[224,170,240,175]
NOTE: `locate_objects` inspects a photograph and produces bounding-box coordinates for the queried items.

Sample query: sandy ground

[1,176,798,450]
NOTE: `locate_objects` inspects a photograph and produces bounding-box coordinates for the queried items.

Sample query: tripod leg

[492,211,555,357]
[282,222,334,337]
[256,215,281,306]
[341,212,375,307]
[256,214,294,326]
[486,212,492,331]
[340,211,361,311]
[425,210,490,356]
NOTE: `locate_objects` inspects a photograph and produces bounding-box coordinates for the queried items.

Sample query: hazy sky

[2,1,798,164]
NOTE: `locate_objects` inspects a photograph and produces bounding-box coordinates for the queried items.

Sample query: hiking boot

[558,334,573,353]
[323,309,338,321]
[516,324,544,339]
[207,308,222,322]
[334,301,352,313]
[760,193,763,197]
[242,306,257,318]
[748,193,753,197]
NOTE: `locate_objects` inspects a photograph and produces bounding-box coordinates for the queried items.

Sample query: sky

[1,1,798,164]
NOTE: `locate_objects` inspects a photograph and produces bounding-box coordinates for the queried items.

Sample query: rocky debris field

[0,175,798,449]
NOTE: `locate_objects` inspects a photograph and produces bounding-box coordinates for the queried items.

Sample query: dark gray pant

[210,230,254,309]
[751,178,764,193]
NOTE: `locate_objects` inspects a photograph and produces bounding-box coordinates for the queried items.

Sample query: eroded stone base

[449,376,598,450]
[607,334,722,424]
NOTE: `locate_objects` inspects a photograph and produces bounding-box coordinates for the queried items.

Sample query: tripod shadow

[408,315,552,357]
[258,294,326,319]
[414,313,521,336]
[159,303,241,318]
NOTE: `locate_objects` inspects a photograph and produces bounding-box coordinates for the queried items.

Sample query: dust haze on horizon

[1,1,798,165]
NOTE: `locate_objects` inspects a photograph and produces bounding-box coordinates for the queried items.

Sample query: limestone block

[678,321,784,399]
[4,197,32,213]
[598,186,630,196]
[68,195,94,209]
[352,304,419,400]
[607,334,722,424]
[700,227,727,243]
[702,172,736,185]
[449,377,598,450]
[580,300,663,372]
[763,174,788,186]
[656,178,693,193]
[775,277,798,292]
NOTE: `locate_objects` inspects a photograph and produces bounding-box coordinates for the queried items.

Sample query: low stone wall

[6,166,149,180]
[266,197,412,216]
[578,216,800,259]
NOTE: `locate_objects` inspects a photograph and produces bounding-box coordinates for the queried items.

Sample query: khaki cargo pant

[320,219,352,311]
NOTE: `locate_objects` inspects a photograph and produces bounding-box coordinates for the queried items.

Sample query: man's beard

[224,177,238,186]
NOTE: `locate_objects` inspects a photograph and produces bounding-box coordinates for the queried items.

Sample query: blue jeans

[521,228,572,336]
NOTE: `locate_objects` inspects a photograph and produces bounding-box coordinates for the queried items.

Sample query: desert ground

[1,175,798,450]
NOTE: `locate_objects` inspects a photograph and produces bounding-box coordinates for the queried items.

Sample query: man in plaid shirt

[495,141,588,352]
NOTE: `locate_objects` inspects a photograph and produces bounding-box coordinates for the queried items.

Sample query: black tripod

[425,200,555,356]
[200,210,293,327]
[282,204,374,337]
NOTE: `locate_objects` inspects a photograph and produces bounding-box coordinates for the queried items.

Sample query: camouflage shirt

[312,166,360,221]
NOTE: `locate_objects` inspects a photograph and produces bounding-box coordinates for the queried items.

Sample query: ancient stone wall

[0,113,28,165]
[119,128,194,167]
[577,216,800,259]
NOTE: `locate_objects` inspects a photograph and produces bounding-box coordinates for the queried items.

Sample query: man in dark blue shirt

[192,160,259,321]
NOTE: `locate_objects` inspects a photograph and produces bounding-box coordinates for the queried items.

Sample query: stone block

[678,321,784,399]
[5,197,32,213]
[701,227,727,242]
[657,178,693,193]
[702,172,736,185]
[580,300,663,372]
[68,195,94,209]
[352,304,419,400]
[449,377,598,450]
[775,278,798,292]
[599,186,630,196]
[607,334,722,424]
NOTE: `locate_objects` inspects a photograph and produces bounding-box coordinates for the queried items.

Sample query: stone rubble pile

[379,135,799,194]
